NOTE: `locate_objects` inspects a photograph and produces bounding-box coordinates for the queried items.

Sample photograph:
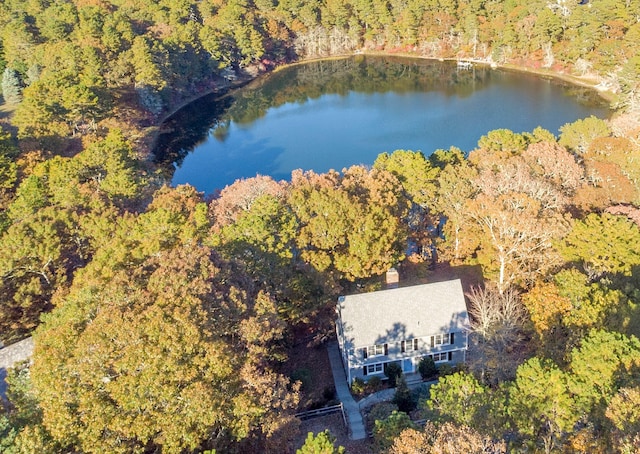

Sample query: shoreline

[354,49,616,102]
[146,51,616,159]
[143,74,256,157]
[497,62,616,103]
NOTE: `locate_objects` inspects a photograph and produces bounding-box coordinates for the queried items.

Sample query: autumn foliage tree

[454,134,581,292]
[522,280,572,342]
[557,213,640,279]
[606,387,640,450]
[0,182,299,452]
[465,192,565,292]
[389,422,507,454]
[373,149,438,208]
[559,116,611,155]
[29,244,299,453]
[0,0,639,451]
[289,166,408,281]
[210,175,337,328]
[431,149,478,263]
[210,175,287,229]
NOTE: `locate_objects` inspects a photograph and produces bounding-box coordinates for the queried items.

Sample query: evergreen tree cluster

[0,0,638,141]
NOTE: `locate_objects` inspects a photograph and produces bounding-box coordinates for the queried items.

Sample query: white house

[335,278,469,384]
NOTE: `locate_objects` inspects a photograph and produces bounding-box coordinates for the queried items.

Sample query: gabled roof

[337,279,469,349]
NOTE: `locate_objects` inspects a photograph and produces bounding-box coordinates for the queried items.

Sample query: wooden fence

[295,402,347,430]
[295,403,343,420]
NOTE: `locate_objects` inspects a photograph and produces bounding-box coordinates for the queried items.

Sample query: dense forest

[1,0,640,452]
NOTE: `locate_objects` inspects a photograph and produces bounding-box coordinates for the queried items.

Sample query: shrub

[366,376,383,394]
[412,383,431,407]
[384,362,403,387]
[393,376,416,413]
[418,356,437,380]
[351,377,365,396]
[297,430,345,454]
[437,363,454,377]
[366,402,398,433]
[373,411,417,453]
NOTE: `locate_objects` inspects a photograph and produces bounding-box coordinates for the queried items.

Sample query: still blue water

[154,57,610,194]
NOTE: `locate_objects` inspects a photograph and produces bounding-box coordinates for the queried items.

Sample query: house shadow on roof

[371,309,470,348]
[373,322,414,346]
[338,278,471,352]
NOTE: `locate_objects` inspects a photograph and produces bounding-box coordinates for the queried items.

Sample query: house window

[431,333,451,347]
[366,363,384,375]
[367,344,385,357]
[402,338,419,353]
[431,352,450,363]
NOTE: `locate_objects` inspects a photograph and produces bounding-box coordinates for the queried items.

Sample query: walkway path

[0,337,34,399]
[326,342,367,440]
[358,379,437,412]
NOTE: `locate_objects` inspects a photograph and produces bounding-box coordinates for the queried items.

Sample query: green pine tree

[393,375,415,413]
[2,68,23,105]
[297,430,345,454]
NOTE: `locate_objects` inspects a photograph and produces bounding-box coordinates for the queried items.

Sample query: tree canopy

[1,0,640,451]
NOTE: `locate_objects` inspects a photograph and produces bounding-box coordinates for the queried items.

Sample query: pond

[154,56,611,194]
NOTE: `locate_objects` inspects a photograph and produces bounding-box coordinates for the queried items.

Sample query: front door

[403,358,413,373]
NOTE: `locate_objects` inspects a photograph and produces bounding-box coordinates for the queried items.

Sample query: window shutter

[363,366,368,376]
[384,344,388,355]
[430,336,435,348]
[450,333,455,344]
[414,338,419,350]
[448,351,452,361]
[363,348,368,359]
[401,341,405,353]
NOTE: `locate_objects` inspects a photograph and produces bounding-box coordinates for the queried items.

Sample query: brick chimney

[386,268,399,289]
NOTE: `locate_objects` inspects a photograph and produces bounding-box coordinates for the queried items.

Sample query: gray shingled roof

[337,279,469,349]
